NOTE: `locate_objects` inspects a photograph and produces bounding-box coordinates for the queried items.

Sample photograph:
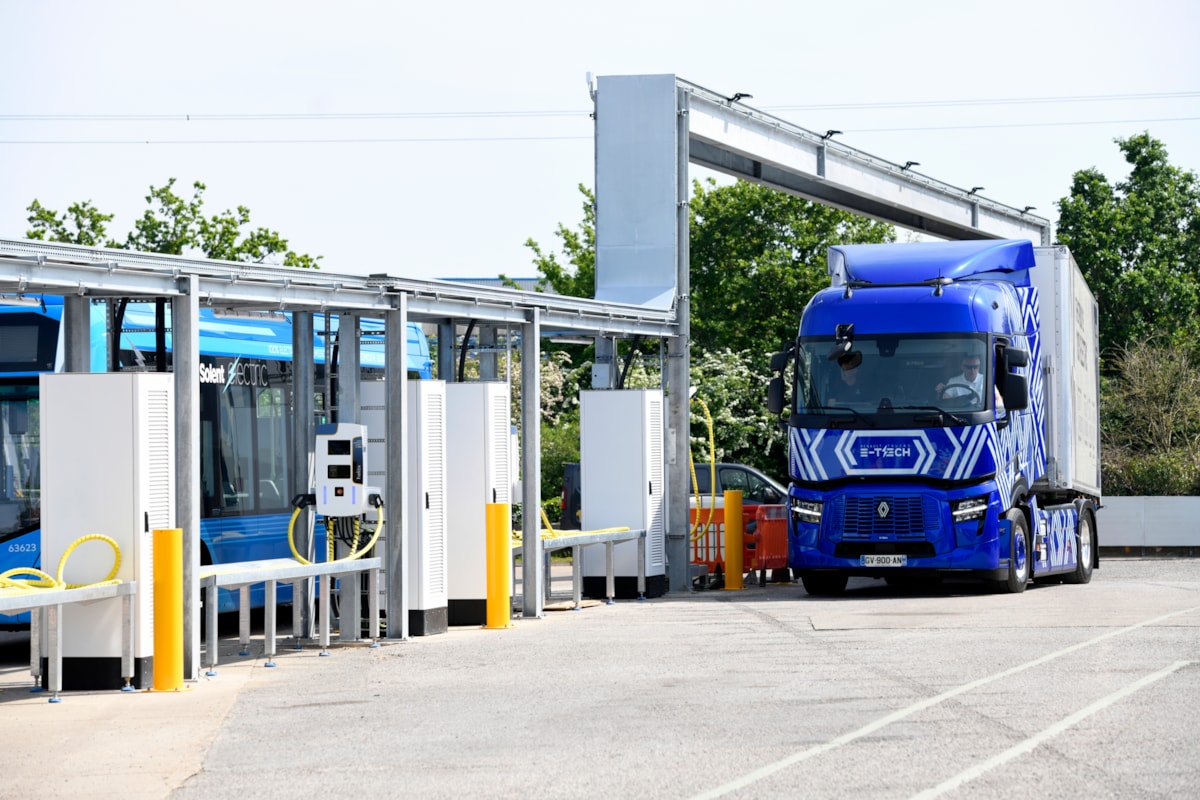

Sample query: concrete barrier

[1100,497,1200,550]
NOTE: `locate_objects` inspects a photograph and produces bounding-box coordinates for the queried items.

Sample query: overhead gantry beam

[679,78,1052,245]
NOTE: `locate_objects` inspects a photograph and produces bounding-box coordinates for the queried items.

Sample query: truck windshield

[795,334,993,416]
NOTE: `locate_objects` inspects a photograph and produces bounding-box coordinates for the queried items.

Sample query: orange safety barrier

[690,505,726,575]
[746,504,789,571]
[691,504,790,576]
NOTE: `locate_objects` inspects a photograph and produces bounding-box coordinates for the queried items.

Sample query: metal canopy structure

[592,73,1055,594]
[0,236,676,680]
[680,78,1053,245]
[0,238,676,336]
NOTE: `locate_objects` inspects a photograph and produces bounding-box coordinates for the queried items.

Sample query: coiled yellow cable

[288,502,385,566]
[689,396,718,543]
[0,534,122,592]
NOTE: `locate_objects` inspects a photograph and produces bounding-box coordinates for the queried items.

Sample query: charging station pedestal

[445,382,511,626]
[40,372,174,690]
[361,379,449,635]
[580,389,667,598]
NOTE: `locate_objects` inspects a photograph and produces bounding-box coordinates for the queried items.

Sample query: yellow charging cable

[689,395,718,543]
[0,534,122,591]
[288,501,385,567]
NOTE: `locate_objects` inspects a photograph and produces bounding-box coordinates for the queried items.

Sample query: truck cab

[768,240,1100,595]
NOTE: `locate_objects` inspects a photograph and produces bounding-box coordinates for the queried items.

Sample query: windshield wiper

[892,405,968,426]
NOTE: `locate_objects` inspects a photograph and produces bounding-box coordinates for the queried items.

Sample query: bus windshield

[795,334,994,417]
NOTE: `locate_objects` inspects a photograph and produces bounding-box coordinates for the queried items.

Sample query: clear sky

[2,0,1197,282]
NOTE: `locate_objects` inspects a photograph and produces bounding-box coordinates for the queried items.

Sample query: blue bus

[0,295,432,628]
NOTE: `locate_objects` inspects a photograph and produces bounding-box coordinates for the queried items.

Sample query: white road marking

[690,604,1200,800]
[910,660,1194,800]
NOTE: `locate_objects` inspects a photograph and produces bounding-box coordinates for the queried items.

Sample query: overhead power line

[765,90,1200,112]
[2,116,1196,146]
[0,110,589,122]
[0,134,593,145]
[848,116,1200,133]
[0,89,1195,123]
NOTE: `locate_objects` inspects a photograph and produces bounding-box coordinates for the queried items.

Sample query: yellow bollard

[724,491,744,590]
[152,528,184,691]
[485,503,513,629]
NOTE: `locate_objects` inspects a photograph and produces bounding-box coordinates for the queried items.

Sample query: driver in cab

[937,355,1006,414]
[937,356,983,400]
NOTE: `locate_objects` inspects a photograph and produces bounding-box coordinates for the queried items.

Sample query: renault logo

[877,500,890,519]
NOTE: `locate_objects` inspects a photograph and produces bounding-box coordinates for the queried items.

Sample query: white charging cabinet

[40,372,174,690]
[580,389,667,598]
[360,379,448,635]
[445,382,511,625]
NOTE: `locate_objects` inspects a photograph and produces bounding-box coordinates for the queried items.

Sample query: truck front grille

[833,495,940,539]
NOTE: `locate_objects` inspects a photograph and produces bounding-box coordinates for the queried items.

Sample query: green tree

[1056,134,1200,356]
[689,347,785,479]
[688,178,895,354]
[1099,338,1200,494]
[521,178,894,470]
[26,199,117,247]
[26,178,320,267]
[521,179,894,359]
[511,184,595,297]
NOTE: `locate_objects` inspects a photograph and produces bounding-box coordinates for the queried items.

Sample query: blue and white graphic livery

[767,240,1101,595]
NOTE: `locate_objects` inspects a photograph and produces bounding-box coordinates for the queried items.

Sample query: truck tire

[801,572,848,596]
[999,508,1030,594]
[1064,508,1095,585]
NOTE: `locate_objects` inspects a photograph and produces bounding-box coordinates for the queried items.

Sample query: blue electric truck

[766,239,1101,594]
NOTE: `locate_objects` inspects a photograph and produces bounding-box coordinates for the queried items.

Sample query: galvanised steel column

[335,313,361,637]
[437,320,456,381]
[292,311,316,640]
[62,295,90,373]
[172,277,201,678]
[338,311,360,638]
[337,313,360,424]
[593,336,616,389]
[665,85,692,594]
[521,308,543,617]
[385,297,410,639]
[479,325,498,381]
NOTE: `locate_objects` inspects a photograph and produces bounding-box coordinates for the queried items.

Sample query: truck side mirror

[1004,347,1029,368]
[1001,374,1029,411]
[769,351,789,372]
[767,376,785,415]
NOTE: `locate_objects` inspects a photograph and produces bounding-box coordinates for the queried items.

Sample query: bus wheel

[1000,509,1030,594]
[1064,509,1095,585]
[801,572,848,596]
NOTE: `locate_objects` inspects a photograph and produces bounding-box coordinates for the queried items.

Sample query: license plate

[861,555,907,567]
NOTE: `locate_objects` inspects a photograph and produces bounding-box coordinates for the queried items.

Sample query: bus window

[217,377,256,513]
[255,385,289,510]
[0,385,41,542]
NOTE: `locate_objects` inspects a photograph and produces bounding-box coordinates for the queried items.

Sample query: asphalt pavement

[2,557,1198,800]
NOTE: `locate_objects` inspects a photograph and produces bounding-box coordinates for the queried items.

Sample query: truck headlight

[952,496,989,523]
[791,498,823,523]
